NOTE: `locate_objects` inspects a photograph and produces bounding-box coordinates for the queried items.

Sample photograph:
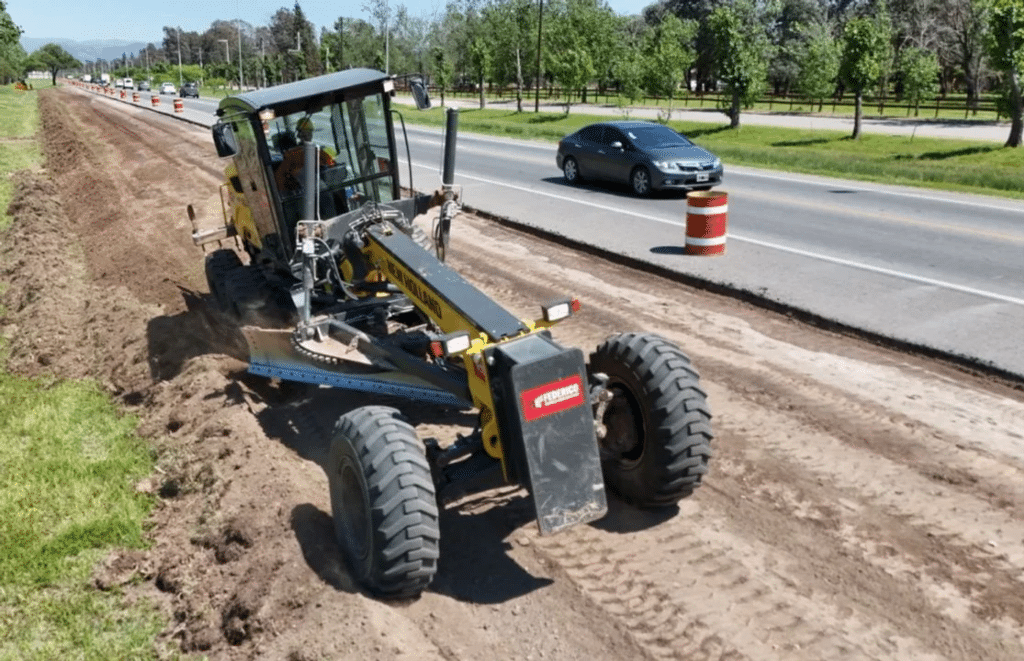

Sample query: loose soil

[3,86,1024,661]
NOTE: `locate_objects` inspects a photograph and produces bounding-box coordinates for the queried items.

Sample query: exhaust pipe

[436,108,459,261]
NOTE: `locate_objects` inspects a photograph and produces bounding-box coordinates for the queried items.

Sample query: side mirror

[211,122,239,158]
[410,78,431,110]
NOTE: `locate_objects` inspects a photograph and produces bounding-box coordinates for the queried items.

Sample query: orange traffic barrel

[132,92,139,103]
[151,95,160,107]
[120,90,126,99]
[173,98,184,113]
[685,191,728,256]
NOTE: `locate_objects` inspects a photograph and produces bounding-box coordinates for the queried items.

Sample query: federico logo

[521,375,586,422]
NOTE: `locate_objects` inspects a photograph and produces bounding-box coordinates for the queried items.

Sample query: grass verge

[0,82,176,660]
[396,104,1024,200]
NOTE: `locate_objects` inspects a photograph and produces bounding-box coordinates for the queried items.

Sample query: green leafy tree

[898,45,939,115]
[985,0,1024,146]
[467,35,493,108]
[546,46,595,113]
[796,21,840,111]
[613,45,646,116]
[641,13,698,120]
[708,0,770,128]
[0,0,26,84]
[839,16,889,139]
[33,43,81,86]
[433,46,454,106]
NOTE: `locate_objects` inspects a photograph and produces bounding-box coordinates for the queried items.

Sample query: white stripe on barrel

[685,190,728,256]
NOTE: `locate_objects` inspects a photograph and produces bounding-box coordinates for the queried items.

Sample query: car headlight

[710,157,721,169]
[653,160,676,172]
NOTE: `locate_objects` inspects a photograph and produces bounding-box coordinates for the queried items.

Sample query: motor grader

[190,68,713,599]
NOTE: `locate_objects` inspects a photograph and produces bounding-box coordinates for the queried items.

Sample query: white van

[123,78,134,89]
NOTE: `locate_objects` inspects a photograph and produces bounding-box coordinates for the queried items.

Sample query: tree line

[3,0,1023,146]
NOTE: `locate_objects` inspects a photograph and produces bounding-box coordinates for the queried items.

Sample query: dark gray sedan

[556,121,723,196]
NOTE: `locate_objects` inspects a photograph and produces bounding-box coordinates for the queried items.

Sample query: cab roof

[217,68,389,119]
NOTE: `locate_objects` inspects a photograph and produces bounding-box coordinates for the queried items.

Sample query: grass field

[398,104,1024,200]
[0,83,175,661]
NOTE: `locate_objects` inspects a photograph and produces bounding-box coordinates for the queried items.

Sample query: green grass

[0,377,167,661]
[398,105,1024,200]
[0,85,43,232]
[0,82,176,660]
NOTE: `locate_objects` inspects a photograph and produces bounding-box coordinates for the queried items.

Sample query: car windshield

[624,126,693,149]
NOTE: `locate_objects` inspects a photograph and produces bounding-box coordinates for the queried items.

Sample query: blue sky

[9,0,651,44]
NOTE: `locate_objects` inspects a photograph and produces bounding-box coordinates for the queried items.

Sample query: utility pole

[176,27,183,88]
[534,0,543,113]
[237,19,244,91]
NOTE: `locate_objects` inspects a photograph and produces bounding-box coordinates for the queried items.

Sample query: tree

[796,21,841,110]
[0,0,26,84]
[708,0,770,128]
[944,0,990,112]
[985,0,1024,146]
[839,16,889,138]
[433,46,454,106]
[33,43,81,86]
[641,13,697,120]
[898,45,940,114]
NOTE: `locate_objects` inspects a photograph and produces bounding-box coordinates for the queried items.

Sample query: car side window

[604,128,627,147]
[578,126,602,143]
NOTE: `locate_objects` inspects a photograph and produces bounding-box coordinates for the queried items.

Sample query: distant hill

[20,37,155,63]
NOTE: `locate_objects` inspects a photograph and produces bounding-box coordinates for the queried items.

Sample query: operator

[275,117,336,193]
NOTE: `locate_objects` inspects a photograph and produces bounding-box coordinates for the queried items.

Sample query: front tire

[327,406,440,599]
[562,156,582,184]
[204,249,242,313]
[588,333,712,507]
[630,167,652,197]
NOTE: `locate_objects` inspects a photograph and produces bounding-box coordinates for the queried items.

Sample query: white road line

[404,159,1024,308]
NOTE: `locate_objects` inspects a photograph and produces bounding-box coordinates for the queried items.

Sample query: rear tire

[327,406,440,599]
[588,333,712,507]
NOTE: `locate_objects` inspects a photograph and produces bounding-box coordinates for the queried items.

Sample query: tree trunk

[852,90,863,140]
[1005,67,1023,148]
[515,48,523,113]
[478,73,486,109]
[730,90,740,128]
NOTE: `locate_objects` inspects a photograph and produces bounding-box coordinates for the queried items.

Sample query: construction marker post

[151,95,160,107]
[173,98,184,113]
[132,92,139,103]
[685,190,728,256]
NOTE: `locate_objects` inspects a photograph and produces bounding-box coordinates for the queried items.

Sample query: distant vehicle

[115,79,124,89]
[82,74,92,83]
[556,121,723,196]
[159,82,176,95]
[99,73,111,86]
[137,80,150,91]
[123,78,134,89]
[179,82,199,98]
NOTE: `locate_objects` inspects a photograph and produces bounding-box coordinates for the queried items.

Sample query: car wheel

[563,156,582,185]
[631,167,652,197]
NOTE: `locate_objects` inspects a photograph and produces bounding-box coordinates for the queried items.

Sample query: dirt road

[4,87,1024,661]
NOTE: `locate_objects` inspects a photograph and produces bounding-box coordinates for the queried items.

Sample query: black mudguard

[487,334,607,535]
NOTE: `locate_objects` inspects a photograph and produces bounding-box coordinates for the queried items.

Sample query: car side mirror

[211,122,238,158]
[410,78,431,110]
[610,141,623,150]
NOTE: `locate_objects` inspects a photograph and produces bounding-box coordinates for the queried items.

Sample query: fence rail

[422,83,1002,121]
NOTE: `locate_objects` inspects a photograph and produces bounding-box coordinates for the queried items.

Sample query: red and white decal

[520,375,586,422]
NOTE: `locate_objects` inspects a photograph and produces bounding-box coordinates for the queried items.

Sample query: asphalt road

[402,126,1024,379]
[74,84,1024,379]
